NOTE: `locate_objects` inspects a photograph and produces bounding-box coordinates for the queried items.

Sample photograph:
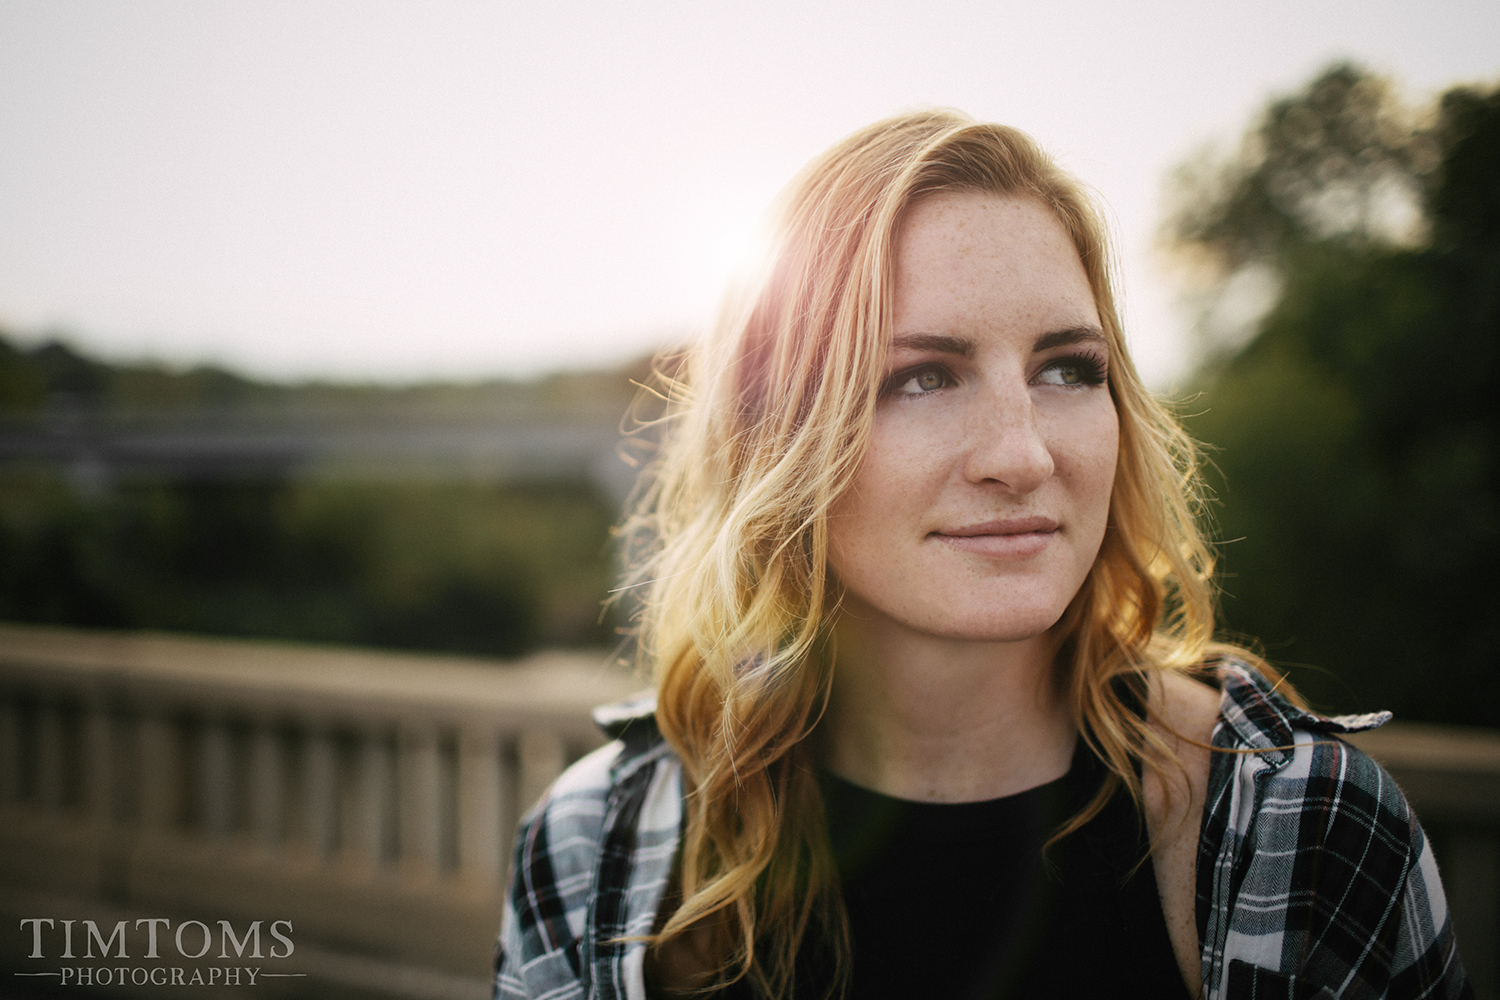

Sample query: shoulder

[496,741,629,999]
[1212,657,1391,756]
[513,691,676,909]
[524,689,670,858]
[1204,655,1410,867]
[1199,659,1470,999]
[1205,659,1410,855]
[516,739,634,889]
[496,692,682,1000]
[1142,668,1219,852]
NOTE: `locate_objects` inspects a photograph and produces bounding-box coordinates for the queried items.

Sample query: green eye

[914,370,945,391]
[1036,355,1107,388]
[882,364,956,397]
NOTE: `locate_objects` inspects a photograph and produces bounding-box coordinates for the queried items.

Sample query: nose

[961,388,1054,494]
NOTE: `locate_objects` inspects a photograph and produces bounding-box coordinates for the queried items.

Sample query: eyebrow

[890,326,1108,356]
[1035,326,1109,352]
[890,333,973,356]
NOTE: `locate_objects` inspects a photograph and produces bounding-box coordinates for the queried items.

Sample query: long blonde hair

[621,110,1233,998]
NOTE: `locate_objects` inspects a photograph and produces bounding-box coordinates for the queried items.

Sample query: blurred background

[1,1,1497,997]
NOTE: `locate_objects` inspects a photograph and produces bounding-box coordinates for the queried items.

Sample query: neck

[820,609,1076,802]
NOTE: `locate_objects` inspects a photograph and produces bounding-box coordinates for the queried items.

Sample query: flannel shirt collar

[593,689,659,743]
[1214,659,1391,769]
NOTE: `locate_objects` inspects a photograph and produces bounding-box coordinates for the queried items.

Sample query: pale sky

[1,1,1496,388]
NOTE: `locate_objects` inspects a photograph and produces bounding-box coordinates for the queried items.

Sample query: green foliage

[1166,64,1431,274]
[0,335,641,420]
[1172,67,1500,725]
[0,340,46,414]
[0,470,619,656]
[0,337,637,657]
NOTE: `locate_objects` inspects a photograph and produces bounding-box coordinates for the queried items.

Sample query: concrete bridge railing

[0,623,1495,997]
[0,623,638,999]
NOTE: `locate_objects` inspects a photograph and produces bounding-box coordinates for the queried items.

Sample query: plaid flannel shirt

[494,664,1472,999]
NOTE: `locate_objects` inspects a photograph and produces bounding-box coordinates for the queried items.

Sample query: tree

[0,335,628,656]
[1165,65,1500,726]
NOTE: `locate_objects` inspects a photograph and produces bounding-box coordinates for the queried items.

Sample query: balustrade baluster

[399,724,442,875]
[138,711,181,831]
[36,699,65,812]
[497,734,523,878]
[343,728,390,870]
[199,714,234,837]
[518,729,566,820]
[0,694,19,806]
[249,720,283,850]
[82,698,113,826]
[457,727,504,882]
[301,727,337,858]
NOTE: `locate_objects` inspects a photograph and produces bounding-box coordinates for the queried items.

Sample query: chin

[920,605,1069,644]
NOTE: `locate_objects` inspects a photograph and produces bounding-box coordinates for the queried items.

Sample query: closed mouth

[936,516,1059,538]
[930,517,1059,559]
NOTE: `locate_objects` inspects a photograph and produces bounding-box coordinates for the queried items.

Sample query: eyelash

[882,364,955,397]
[881,351,1109,398]
[1038,351,1109,388]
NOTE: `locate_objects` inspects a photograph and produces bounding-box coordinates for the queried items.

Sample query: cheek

[1089,412,1121,519]
[828,459,897,565]
[1061,404,1120,521]
[838,421,934,515]
[827,426,934,571]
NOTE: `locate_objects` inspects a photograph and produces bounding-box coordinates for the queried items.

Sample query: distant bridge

[0,405,642,502]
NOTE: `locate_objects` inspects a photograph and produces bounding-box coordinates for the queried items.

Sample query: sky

[1,1,1496,389]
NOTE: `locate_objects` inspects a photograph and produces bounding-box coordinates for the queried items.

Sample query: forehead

[892,191,1098,338]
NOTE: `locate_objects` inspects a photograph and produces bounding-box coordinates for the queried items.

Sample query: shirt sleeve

[1382,823,1472,999]
[492,743,623,1000]
[1203,730,1473,999]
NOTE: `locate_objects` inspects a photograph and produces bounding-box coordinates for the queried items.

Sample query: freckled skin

[821,192,1208,995]
[655,192,1161,998]
[828,192,1119,645]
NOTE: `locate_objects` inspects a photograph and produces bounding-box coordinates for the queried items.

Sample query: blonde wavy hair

[621,109,1247,998]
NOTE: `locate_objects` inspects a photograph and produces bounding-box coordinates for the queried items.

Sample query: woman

[494,111,1471,999]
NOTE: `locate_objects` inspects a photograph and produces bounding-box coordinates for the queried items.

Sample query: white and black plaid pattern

[496,703,682,1000]
[494,665,1473,999]
[1199,663,1472,999]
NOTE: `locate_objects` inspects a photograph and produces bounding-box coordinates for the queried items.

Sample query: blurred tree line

[1166,64,1500,727]
[4,64,1495,723]
[0,339,629,657]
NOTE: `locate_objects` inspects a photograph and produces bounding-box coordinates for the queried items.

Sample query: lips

[932,516,1059,558]
[940,516,1059,537]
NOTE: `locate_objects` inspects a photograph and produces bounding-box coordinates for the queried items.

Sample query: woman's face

[827,190,1119,645]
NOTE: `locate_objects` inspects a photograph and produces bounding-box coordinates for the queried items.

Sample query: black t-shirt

[815,741,1193,999]
[710,742,1193,999]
